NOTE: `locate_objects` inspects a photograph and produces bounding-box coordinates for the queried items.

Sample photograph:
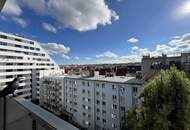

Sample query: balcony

[0,97,79,130]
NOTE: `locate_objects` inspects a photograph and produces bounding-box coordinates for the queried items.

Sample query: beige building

[142,53,190,81]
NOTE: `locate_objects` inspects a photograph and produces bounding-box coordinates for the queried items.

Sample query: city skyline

[0,0,190,65]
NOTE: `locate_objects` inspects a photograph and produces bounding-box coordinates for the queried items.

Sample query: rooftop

[65,75,142,84]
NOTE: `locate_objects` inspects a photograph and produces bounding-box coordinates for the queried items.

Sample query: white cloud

[12,17,27,28]
[22,0,46,15]
[85,57,92,60]
[128,37,139,43]
[95,32,190,64]
[1,0,28,28]
[117,0,122,2]
[96,51,118,58]
[41,43,70,55]
[42,22,57,33]
[2,0,22,17]
[131,46,139,50]
[12,0,119,31]
[74,56,80,60]
[62,54,70,60]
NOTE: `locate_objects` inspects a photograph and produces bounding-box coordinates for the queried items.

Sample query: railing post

[32,120,37,130]
[3,96,6,130]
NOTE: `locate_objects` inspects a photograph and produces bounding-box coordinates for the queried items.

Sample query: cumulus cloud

[41,43,71,60]
[41,43,70,55]
[12,17,27,28]
[1,0,28,28]
[42,22,57,33]
[2,0,22,16]
[3,0,119,31]
[85,57,92,60]
[96,51,118,58]
[95,32,190,64]
[74,56,80,60]
[62,54,70,60]
[128,37,139,43]
[131,46,139,50]
[117,0,122,2]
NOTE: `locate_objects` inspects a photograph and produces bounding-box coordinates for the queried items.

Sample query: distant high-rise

[0,32,59,100]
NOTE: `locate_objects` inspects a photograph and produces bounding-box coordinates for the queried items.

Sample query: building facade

[40,76,64,115]
[0,32,59,100]
[142,53,190,81]
[40,75,142,130]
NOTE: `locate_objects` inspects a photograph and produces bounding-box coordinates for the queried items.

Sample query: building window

[112,104,117,109]
[112,95,117,100]
[87,82,90,86]
[82,81,85,86]
[83,112,86,116]
[112,123,117,128]
[133,87,138,93]
[102,101,106,106]
[83,105,90,110]
[74,88,77,91]
[82,89,85,93]
[83,120,90,126]
[96,125,100,130]
[0,35,7,39]
[121,106,126,111]
[97,108,100,112]
[102,83,105,88]
[96,100,100,105]
[102,93,106,99]
[96,91,100,96]
[121,87,125,92]
[112,85,116,90]
[102,110,106,114]
[97,116,100,120]
[103,119,106,124]
[111,114,117,119]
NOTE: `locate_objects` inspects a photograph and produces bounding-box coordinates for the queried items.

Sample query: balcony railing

[0,97,79,130]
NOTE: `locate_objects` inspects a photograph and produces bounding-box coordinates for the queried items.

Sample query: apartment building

[40,76,64,115]
[142,53,190,81]
[40,74,142,130]
[0,32,59,100]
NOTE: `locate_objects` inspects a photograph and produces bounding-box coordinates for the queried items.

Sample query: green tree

[123,67,190,130]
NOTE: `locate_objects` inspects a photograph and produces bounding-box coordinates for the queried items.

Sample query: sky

[0,0,190,65]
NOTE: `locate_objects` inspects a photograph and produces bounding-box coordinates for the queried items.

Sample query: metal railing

[0,97,79,130]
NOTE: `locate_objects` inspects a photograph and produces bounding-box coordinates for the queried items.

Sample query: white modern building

[0,32,59,100]
[40,74,142,130]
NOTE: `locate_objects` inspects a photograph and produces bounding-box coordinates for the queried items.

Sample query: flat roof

[65,75,142,84]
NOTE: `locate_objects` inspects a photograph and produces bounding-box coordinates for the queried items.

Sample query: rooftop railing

[0,97,79,130]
